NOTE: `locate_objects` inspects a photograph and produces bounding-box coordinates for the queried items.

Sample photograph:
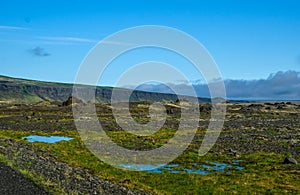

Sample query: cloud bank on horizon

[128,70,300,100]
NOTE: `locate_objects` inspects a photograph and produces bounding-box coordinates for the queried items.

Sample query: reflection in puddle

[23,135,74,143]
[119,161,244,175]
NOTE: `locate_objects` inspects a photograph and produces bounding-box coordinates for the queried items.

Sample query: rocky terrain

[0,100,299,193]
[0,138,149,195]
[0,162,48,194]
[1,101,298,155]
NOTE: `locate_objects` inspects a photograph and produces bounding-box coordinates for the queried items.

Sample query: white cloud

[124,71,300,100]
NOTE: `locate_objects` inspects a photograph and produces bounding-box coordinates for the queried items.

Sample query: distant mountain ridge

[0,75,211,104]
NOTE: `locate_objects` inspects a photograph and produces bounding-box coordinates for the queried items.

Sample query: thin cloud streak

[39,36,98,43]
[0,39,72,45]
[39,37,135,46]
[0,35,133,46]
[101,40,134,46]
[0,25,28,30]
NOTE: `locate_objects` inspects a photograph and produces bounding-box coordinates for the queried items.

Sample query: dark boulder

[248,104,263,109]
[228,148,240,157]
[277,105,284,110]
[283,157,298,165]
[62,96,84,106]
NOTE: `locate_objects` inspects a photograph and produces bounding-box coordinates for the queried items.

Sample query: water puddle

[119,160,244,175]
[23,135,74,143]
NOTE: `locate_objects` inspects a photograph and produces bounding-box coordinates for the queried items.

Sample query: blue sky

[1,0,300,88]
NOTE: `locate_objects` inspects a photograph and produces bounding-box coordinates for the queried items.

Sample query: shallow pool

[119,161,244,175]
[23,135,74,143]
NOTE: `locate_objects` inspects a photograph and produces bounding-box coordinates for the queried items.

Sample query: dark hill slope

[0,75,210,104]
